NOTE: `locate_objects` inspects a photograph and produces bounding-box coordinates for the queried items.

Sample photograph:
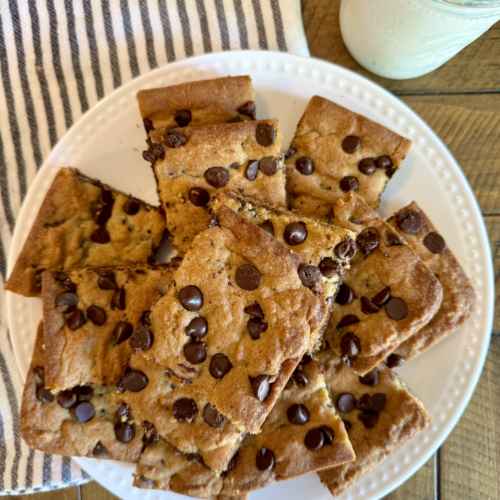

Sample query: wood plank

[301,0,500,94]
[81,481,119,500]
[439,334,500,499]
[19,486,78,500]
[384,455,435,500]
[485,216,500,332]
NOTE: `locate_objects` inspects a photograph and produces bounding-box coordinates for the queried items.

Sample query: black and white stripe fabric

[0,0,308,494]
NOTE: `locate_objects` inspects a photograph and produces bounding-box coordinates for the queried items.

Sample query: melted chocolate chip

[75,402,95,423]
[318,257,340,278]
[58,390,77,409]
[424,232,446,254]
[74,386,94,402]
[207,213,219,228]
[114,321,133,344]
[252,375,271,402]
[358,158,376,175]
[287,404,309,425]
[116,402,130,420]
[238,101,256,120]
[359,369,379,386]
[360,296,380,314]
[186,317,208,339]
[320,426,334,445]
[143,118,154,134]
[385,297,408,320]
[295,157,314,175]
[259,157,279,175]
[292,369,308,387]
[142,421,159,446]
[386,353,405,368]
[183,341,207,364]
[385,232,404,247]
[178,285,203,311]
[305,428,324,450]
[121,370,148,392]
[397,210,424,235]
[376,155,393,169]
[337,315,360,329]
[284,222,307,246]
[55,292,79,314]
[340,332,361,356]
[93,442,107,457]
[90,226,110,244]
[174,109,191,127]
[340,176,360,193]
[55,273,77,293]
[255,123,275,147]
[188,187,210,207]
[96,206,112,226]
[245,160,259,180]
[111,288,126,310]
[358,412,379,428]
[129,325,153,353]
[204,167,229,188]
[209,354,232,379]
[285,147,297,160]
[87,306,106,326]
[257,220,274,237]
[115,421,135,442]
[235,264,261,290]
[335,238,355,260]
[67,309,86,330]
[372,393,386,412]
[342,419,352,431]
[36,386,54,404]
[256,447,275,471]
[203,403,226,427]
[298,265,322,290]
[357,228,380,256]
[356,394,374,411]
[336,393,356,413]
[342,136,361,154]
[247,318,268,340]
[372,287,391,307]
[98,273,118,290]
[124,199,141,215]
[386,167,397,178]
[245,302,265,319]
[165,130,187,148]
[173,398,198,422]
[336,285,355,305]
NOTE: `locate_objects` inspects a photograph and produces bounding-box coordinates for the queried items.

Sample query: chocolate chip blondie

[316,347,431,496]
[137,75,256,131]
[43,262,178,392]
[5,167,165,298]
[387,202,475,361]
[20,322,144,461]
[142,203,328,434]
[323,192,443,375]
[285,96,412,218]
[145,119,286,254]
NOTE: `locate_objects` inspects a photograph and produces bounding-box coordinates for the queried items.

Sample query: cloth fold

[0,0,309,495]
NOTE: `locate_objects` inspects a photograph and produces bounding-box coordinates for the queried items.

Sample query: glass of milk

[339,0,500,79]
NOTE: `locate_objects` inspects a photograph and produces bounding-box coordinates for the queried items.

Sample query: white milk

[340,0,500,79]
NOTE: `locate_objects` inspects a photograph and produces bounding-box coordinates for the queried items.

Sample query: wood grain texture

[81,481,119,500]
[19,486,78,500]
[302,0,500,93]
[384,455,435,500]
[485,216,500,332]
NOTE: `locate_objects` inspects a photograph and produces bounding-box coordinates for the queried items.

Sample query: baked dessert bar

[387,202,475,361]
[20,322,144,461]
[43,263,177,392]
[5,167,165,298]
[145,119,286,254]
[285,95,412,218]
[142,202,328,434]
[137,75,256,131]
[323,192,443,375]
[316,347,431,496]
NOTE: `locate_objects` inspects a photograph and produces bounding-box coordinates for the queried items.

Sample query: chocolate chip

[173,398,198,422]
[296,157,314,175]
[300,352,313,365]
[340,176,360,193]
[101,188,114,206]
[424,232,446,254]
[342,419,352,431]
[204,167,229,188]
[256,447,275,471]
[287,404,309,425]
[75,402,95,423]
[238,101,256,120]
[178,285,203,311]
[165,130,187,148]
[284,222,307,246]
[356,394,373,411]
[174,109,191,127]
[397,210,424,235]
[385,297,408,320]
[142,421,159,446]
[336,285,355,305]
[349,216,363,225]
[259,157,279,175]
[188,187,210,207]
[98,273,118,290]
[74,386,94,402]
[385,232,403,247]
[124,199,141,215]
[116,402,130,420]
[186,453,204,464]
[87,306,106,326]
[115,421,135,442]
[372,287,391,307]
[35,366,45,381]
[358,412,378,428]
[143,118,155,134]
[305,428,324,450]
[203,403,226,427]
[114,321,133,344]
[336,393,356,413]
[36,386,54,404]
[360,297,380,314]
[342,136,361,154]
[209,353,232,379]
[358,158,376,175]
[372,393,386,412]
[227,454,237,471]
[376,155,393,169]
[357,228,380,256]
[285,147,297,160]
[235,264,261,290]
[335,238,355,259]
[58,390,77,409]
[121,370,148,392]
[90,226,110,244]
[207,213,219,228]
[183,341,207,364]
[229,162,239,169]
[320,426,334,445]
[252,375,270,402]
[359,368,379,386]
[67,308,86,330]
[255,123,275,147]
[245,160,259,180]
[318,257,340,278]
[247,318,268,340]
[386,167,397,178]
[55,274,77,293]
[340,332,361,356]
[96,206,112,226]
[93,442,107,457]
[55,292,79,314]
[129,325,153,353]
[257,220,274,237]
[111,288,126,310]
[292,369,308,387]
[298,265,322,290]
[386,353,405,368]
[245,302,264,319]
[137,475,155,486]
[227,116,243,123]
[186,317,208,339]
[151,142,166,160]
[337,315,360,329]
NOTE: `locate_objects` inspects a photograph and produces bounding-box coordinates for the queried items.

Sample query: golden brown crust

[150,119,286,255]
[323,192,443,375]
[137,76,255,129]
[285,96,412,218]
[5,167,165,298]
[43,263,176,391]
[316,348,431,496]
[387,202,475,360]
[20,322,144,461]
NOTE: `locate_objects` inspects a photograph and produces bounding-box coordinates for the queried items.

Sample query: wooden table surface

[23,2,500,499]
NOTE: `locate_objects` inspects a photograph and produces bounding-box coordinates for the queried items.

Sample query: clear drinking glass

[339,0,500,79]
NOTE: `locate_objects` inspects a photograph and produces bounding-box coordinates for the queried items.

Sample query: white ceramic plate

[7,51,493,500]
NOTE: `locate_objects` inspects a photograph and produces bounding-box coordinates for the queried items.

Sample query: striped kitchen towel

[0,0,309,495]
